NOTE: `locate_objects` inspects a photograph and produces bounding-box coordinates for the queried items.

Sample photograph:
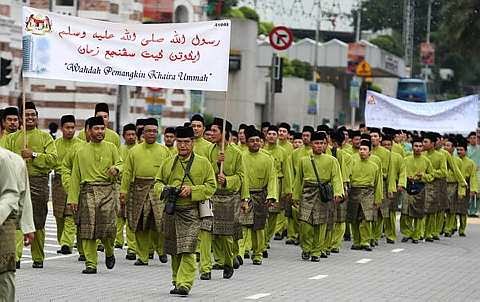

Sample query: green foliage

[238,6,259,22]
[369,35,403,57]
[258,21,274,36]
[283,58,313,81]
[224,8,245,19]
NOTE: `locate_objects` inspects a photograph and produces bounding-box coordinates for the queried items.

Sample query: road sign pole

[270,53,276,123]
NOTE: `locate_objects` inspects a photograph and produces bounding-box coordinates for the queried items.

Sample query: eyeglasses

[176,140,192,146]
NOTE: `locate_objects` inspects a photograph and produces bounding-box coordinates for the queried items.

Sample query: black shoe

[419,236,424,241]
[149,253,154,260]
[274,233,283,240]
[57,249,62,254]
[114,244,123,249]
[374,240,379,246]
[236,255,244,266]
[386,239,395,244]
[60,245,72,255]
[196,252,200,263]
[285,239,295,245]
[16,261,20,269]
[134,259,148,266]
[301,251,310,260]
[425,237,434,242]
[294,239,300,246]
[401,237,410,243]
[412,239,419,244]
[244,252,250,259]
[126,253,136,260]
[362,246,373,252]
[262,251,269,258]
[252,259,262,265]
[159,254,168,263]
[212,263,224,270]
[176,286,189,296]
[78,255,86,262]
[433,235,440,240]
[82,267,97,274]
[105,255,115,269]
[343,234,351,241]
[169,287,179,295]
[310,256,320,262]
[200,272,211,280]
[444,233,451,237]
[223,266,234,279]
[32,261,43,269]
[97,244,105,252]
[233,257,240,269]
[320,253,328,258]
[326,250,331,255]
[459,233,466,237]
[351,245,362,250]
[331,248,340,253]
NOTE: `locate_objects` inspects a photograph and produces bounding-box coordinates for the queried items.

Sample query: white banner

[365,91,479,133]
[22,7,231,91]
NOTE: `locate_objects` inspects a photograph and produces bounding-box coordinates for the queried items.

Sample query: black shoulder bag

[310,156,333,203]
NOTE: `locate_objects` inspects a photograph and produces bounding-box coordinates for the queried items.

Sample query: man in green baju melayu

[154,126,216,297]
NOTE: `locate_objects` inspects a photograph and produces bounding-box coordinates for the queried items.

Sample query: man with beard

[164,127,177,156]
[154,126,216,296]
[78,103,120,149]
[0,107,19,148]
[239,126,277,265]
[293,131,344,261]
[5,102,57,269]
[120,118,169,265]
[52,115,81,255]
[67,116,122,274]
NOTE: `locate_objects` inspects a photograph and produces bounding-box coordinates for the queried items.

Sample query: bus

[396,78,428,102]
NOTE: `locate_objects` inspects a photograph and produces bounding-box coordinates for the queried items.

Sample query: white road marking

[391,248,404,253]
[245,293,271,300]
[309,274,328,280]
[356,258,372,264]
[21,253,78,264]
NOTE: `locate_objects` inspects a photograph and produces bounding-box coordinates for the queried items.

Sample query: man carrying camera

[154,126,216,297]
[293,131,344,262]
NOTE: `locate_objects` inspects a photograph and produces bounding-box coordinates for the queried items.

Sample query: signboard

[349,76,360,108]
[347,42,365,74]
[268,26,293,51]
[365,91,478,133]
[421,42,435,66]
[356,60,372,77]
[22,6,231,91]
[307,83,319,115]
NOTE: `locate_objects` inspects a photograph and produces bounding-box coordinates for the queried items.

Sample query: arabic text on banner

[22,7,231,91]
[364,91,479,133]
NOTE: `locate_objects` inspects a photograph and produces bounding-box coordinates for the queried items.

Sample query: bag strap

[310,156,322,187]
[168,153,196,188]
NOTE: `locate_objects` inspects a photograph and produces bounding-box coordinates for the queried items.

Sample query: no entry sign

[268,26,293,51]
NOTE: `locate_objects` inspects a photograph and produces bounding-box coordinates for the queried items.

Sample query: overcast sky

[237,0,358,32]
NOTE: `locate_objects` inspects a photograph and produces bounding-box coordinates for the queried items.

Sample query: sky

[236,0,358,32]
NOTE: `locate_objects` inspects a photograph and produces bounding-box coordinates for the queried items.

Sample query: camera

[161,186,181,215]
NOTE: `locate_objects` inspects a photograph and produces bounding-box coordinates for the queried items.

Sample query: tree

[238,6,259,22]
[369,34,403,57]
[258,21,274,36]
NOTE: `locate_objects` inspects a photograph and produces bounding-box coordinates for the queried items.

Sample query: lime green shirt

[459,156,478,196]
[6,128,57,176]
[54,136,82,172]
[350,157,384,204]
[243,150,278,200]
[424,149,448,179]
[120,142,170,193]
[264,143,293,195]
[68,141,122,203]
[404,154,434,183]
[61,140,87,193]
[392,142,405,158]
[193,137,213,158]
[388,151,407,190]
[292,145,312,176]
[119,143,136,161]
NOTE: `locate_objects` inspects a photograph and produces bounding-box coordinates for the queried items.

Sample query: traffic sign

[356,60,372,77]
[268,26,293,51]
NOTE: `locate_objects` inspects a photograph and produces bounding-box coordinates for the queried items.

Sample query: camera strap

[167,153,196,189]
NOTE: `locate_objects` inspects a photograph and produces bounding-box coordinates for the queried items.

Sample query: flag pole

[22,78,27,148]
[219,91,228,175]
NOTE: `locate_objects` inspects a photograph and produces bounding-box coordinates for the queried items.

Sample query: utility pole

[351,0,361,129]
[403,0,415,78]
[313,0,321,126]
[424,0,432,82]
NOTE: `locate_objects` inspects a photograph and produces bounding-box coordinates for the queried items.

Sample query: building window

[56,0,74,6]
[174,5,189,23]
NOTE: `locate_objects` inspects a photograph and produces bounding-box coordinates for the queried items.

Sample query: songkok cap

[369,127,381,135]
[331,130,345,144]
[212,117,232,133]
[382,127,396,135]
[205,124,212,131]
[190,114,204,124]
[361,133,371,141]
[3,107,19,118]
[382,134,393,142]
[136,118,146,126]
[123,123,136,133]
[412,136,423,144]
[143,118,158,127]
[239,123,248,131]
[360,139,371,149]
[457,138,468,150]
[261,122,271,128]
[350,130,361,138]
[94,102,109,114]
[311,131,327,141]
[87,116,104,128]
[423,132,437,142]
[317,124,330,132]
[183,122,191,127]
[164,127,175,134]
[293,132,302,140]
[278,122,291,131]
[175,126,194,138]
[267,125,279,133]
[245,125,261,140]
[60,115,75,126]
[231,130,238,137]
[302,126,314,134]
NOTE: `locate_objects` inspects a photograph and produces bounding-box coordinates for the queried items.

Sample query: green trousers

[199,230,234,273]
[383,211,397,241]
[172,253,196,290]
[264,213,278,251]
[198,230,212,273]
[16,229,45,263]
[115,217,137,253]
[400,215,422,240]
[331,222,346,249]
[212,236,223,265]
[0,271,14,302]
[459,214,467,235]
[274,211,287,235]
[300,222,327,257]
[424,213,436,239]
[136,230,164,263]
[323,229,332,252]
[82,238,114,269]
[239,227,264,261]
[435,210,445,236]
[286,206,299,240]
[238,227,252,258]
[372,217,383,241]
[55,216,77,248]
[351,220,372,247]
[444,213,456,234]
